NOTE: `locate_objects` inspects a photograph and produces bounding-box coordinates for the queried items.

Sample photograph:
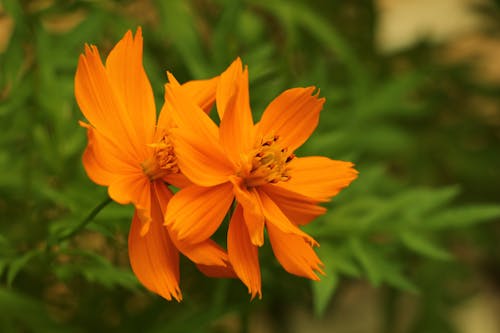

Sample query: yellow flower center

[243,135,294,188]
[141,134,179,181]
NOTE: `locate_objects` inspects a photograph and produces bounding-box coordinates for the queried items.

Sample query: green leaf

[401,232,452,261]
[312,271,339,317]
[355,125,413,155]
[357,71,425,118]
[348,239,418,293]
[425,205,500,230]
[321,243,361,277]
[54,250,139,290]
[7,249,42,286]
[82,263,138,290]
[154,0,209,77]
[404,186,460,217]
[378,260,418,293]
[0,287,66,332]
[349,238,382,285]
[311,243,354,316]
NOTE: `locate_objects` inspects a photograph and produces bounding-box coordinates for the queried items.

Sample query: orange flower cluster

[75,28,358,301]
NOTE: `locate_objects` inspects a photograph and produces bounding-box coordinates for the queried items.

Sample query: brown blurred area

[377,0,500,84]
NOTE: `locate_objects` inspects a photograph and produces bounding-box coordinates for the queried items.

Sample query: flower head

[164,58,358,298]
[75,28,233,301]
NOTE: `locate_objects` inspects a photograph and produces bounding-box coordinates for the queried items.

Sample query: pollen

[244,135,294,187]
[141,134,179,181]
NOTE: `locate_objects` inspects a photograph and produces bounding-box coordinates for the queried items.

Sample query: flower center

[243,135,294,188]
[141,134,179,181]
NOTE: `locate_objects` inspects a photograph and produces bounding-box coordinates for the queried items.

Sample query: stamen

[141,134,179,181]
[242,135,294,188]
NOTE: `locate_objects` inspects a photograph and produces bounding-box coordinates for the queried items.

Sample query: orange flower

[164,58,358,298]
[75,28,233,301]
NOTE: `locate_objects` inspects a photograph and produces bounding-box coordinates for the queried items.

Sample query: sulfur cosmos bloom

[164,58,358,298]
[75,28,233,301]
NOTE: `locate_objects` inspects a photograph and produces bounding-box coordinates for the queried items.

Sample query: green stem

[56,196,113,243]
[241,306,250,333]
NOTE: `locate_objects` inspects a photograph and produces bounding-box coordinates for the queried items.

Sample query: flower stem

[56,196,113,243]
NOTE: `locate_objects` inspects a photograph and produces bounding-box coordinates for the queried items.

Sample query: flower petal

[260,184,326,226]
[82,142,114,186]
[165,183,234,244]
[173,238,236,280]
[75,42,143,161]
[154,182,234,276]
[230,176,265,246]
[80,122,139,186]
[196,263,237,278]
[162,172,192,189]
[266,220,324,281]
[228,205,262,299]
[179,76,219,113]
[164,73,234,186]
[105,27,156,147]
[258,189,318,246]
[108,172,148,204]
[108,173,152,234]
[156,75,219,135]
[219,60,254,164]
[171,236,229,267]
[278,156,358,202]
[172,129,234,186]
[128,199,181,301]
[216,58,243,120]
[257,87,325,152]
[165,72,220,142]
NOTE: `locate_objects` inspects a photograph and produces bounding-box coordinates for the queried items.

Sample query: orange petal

[155,104,175,138]
[230,176,265,246]
[82,125,117,186]
[260,184,326,226]
[128,199,181,301]
[179,240,236,279]
[75,42,144,161]
[257,87,325,152]
[216,58,243,120]
[165,183,234,244]
[108,172,149,204]
[258,189,318,246]
[180,76,219,113]
[105,27,156,148]
[108,173,152,234]
[153,179,174,208]
[162,172,192,189]
[171,236,229,267]
[219,60,254,164]
[165,72,220,141]
[278,156,358,202]
[196,263,237,278]
[154,182,234,276]
[81,122,139,186]
[82,142,114,186]
[228,205,262,299]
[164,73,234,186]
[172,129,234,186]
[156,75,219,135]
[266,220,324,281]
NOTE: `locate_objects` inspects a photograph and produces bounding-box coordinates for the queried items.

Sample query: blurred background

[0,0,499,332]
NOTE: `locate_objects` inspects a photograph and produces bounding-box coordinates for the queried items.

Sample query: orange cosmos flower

[75,28,233,301]
[164,58,358,298]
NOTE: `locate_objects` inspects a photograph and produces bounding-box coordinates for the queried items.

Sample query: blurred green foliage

[0,0,499,332]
